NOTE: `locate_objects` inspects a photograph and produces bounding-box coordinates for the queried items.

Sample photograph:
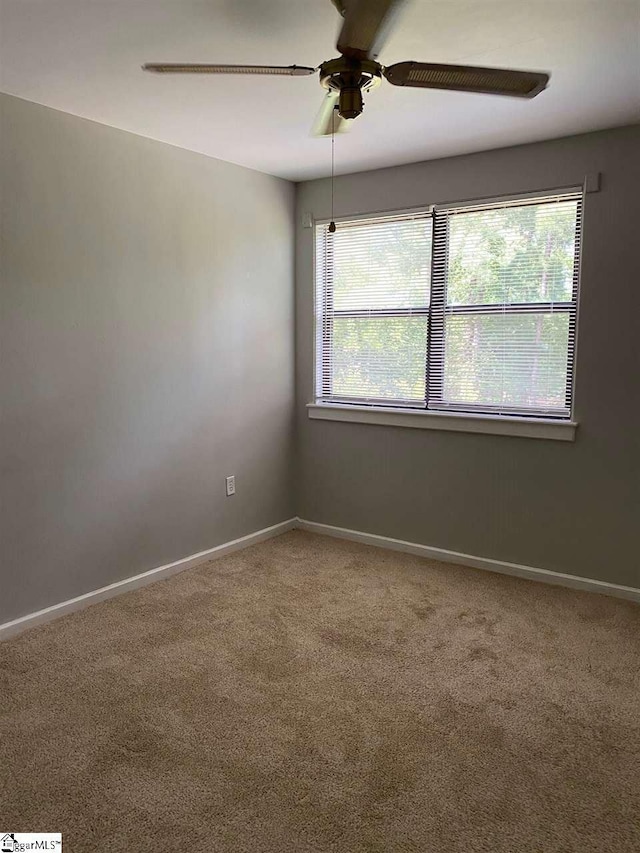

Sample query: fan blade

[142,63,316,76]
[337,0,408,60]
[312,92,351,136]
[383,62,549,98]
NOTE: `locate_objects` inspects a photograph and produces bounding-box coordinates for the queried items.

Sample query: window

[315,190,582,421]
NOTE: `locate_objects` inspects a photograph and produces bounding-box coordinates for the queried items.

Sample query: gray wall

[1,94,295,624]
[296,125,640,589]
[2,97,638,626]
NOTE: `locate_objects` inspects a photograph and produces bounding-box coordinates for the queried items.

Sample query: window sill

[307,403,577,441]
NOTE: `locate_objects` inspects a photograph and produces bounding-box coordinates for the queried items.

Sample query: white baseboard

[0,518,297,641]
[297,518,640,603]
[3,514,637,641]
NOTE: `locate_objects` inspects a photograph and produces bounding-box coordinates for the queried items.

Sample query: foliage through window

[315,191,582,419]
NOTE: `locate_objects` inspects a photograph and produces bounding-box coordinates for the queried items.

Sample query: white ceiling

[1,0,639,181]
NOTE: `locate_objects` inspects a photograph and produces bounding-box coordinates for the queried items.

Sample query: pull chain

[329,108,336,233]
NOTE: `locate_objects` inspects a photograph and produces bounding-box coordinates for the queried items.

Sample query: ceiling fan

[142,0,549,137]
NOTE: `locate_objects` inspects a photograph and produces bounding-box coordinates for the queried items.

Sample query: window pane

[447,200,578,306]
[331,218,432,311]
[443,312,570,412]
[330,316,427,402]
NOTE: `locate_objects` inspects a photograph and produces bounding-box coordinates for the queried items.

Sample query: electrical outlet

[225,475,236,497]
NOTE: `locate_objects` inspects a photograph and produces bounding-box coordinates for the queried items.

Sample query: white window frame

[311,188,584,441]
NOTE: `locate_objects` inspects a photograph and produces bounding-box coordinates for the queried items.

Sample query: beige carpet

[1,531,638,852]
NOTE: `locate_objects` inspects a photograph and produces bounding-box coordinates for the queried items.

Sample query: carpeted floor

[1,530,638,852]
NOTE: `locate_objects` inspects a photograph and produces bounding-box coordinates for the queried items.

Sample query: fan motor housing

[319,57,382,119]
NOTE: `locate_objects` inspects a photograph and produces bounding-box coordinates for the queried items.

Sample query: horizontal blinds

[438,190,581,214]
[316,212,432,405]
[315,192,581,419]
[429,192,581,417]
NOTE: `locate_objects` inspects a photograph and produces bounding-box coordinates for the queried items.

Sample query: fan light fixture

[142,0,550,137]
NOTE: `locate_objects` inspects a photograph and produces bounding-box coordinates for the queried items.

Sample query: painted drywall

[1,94,295,624]
[295,125,640,589]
